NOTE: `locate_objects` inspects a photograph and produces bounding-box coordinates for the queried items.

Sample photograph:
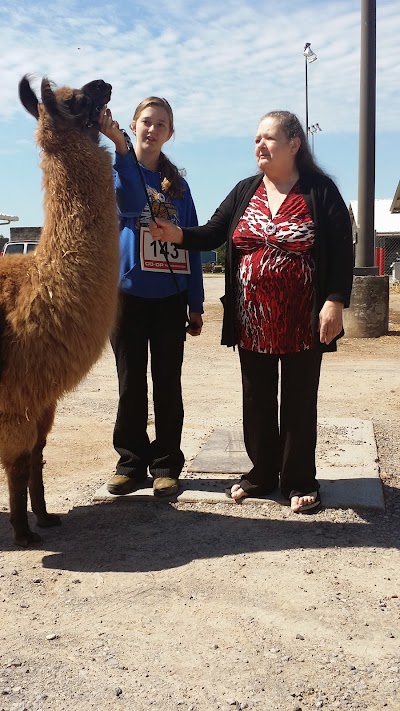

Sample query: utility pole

[355,0,377,273]
[344,0,389,337]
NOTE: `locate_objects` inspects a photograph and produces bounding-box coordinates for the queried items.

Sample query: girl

[100,97,204,497]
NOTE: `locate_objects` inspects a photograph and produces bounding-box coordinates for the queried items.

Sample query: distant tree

[0,235,9,252]
[216,244,226,264]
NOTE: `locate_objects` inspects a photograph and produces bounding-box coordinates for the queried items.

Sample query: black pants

[238,347,323,500]
[111,292,187,480]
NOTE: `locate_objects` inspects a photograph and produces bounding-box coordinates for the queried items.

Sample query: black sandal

[225,479,277,502]
[289,490,321,514]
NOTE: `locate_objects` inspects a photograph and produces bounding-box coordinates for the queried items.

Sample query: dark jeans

[111,292,187,480]
[238,347,323,499]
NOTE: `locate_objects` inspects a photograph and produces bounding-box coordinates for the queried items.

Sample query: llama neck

[31,137,119,341]
[37,141,117,279]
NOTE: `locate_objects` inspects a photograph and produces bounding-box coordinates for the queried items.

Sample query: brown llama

[0,76,120,547]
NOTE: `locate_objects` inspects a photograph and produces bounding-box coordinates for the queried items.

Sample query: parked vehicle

[1,241,38,256]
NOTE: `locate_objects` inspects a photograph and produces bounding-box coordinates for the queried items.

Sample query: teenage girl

[100,97,204,497]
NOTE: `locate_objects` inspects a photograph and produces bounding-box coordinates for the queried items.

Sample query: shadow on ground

[1,483,399,568]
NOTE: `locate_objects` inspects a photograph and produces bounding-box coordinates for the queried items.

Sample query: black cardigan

[181,172,354,352]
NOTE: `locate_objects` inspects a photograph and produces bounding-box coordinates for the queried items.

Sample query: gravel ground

[0,276,399,711]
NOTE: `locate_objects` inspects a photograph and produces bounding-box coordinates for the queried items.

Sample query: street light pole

[303,43,317,138]
[305,51,309,137]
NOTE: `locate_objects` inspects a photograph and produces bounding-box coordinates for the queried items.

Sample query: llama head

[19,76,112,144]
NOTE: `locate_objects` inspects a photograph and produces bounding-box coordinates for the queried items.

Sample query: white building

[349,180,400,274]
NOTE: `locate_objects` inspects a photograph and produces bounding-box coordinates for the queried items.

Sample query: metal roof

[0,213,19,225]
[390,180,400,213]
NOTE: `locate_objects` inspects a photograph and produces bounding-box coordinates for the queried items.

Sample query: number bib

[139,226,191,274]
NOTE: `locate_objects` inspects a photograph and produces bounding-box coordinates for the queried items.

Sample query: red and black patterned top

[232,180,316,354]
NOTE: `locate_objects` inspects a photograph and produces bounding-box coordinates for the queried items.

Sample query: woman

[100,97,204,497]
[149,110,353,513]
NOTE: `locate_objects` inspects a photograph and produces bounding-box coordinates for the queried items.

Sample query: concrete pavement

[93,417,384,510]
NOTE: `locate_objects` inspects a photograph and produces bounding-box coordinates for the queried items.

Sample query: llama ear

[40,78,61,117]
[41,79,90,125]
[19,75,39,120]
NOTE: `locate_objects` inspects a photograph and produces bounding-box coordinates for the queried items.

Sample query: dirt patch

[1,276,399,711]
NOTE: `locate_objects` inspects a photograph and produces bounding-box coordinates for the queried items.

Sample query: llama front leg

[29,405,61,529]
[8,453,42,547]
[30,448,61,528]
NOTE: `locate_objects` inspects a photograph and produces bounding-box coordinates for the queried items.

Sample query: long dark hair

[131,96,185,198]
[261,110,326,176]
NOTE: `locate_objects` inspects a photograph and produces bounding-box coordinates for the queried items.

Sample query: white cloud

[0,0,399,142]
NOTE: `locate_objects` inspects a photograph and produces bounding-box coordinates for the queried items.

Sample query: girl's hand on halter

[148,219,183,245]
[99,107,127,154]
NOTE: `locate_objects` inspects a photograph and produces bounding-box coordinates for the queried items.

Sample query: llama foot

[14,528,42,548]
[36,513,62,528]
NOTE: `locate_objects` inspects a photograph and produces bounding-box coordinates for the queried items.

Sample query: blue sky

[0,0,399,237]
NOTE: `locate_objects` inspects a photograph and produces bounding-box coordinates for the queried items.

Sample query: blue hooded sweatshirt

[114,150,204,314]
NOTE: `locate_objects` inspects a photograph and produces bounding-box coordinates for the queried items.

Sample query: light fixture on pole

[309,123,322,153]
[303,42,317,140]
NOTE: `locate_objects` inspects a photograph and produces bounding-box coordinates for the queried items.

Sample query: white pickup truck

[1,241,38,256]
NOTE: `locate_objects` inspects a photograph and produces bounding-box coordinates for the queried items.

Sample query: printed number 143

[150,240,179,260]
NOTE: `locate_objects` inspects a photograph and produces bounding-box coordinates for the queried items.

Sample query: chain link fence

[375,235,400,277]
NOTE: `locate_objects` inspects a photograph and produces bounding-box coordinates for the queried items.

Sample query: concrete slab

[93,418,384,511]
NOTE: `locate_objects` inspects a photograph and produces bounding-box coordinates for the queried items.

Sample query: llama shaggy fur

[0,76,120,546]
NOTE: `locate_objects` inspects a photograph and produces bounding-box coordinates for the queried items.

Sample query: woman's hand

[319,300,344,344]
[148,219,184,244]
[186,313,203,337]
[99,107,127,154]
